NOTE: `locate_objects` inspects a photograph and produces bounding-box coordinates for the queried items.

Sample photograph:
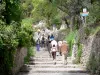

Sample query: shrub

[65,30,77,56]
[87,51,100,75]
[75,43,82,63]
[18,18,35,47]
[0,19,35,75]
[84,27,91,36]
[0,21,18,75]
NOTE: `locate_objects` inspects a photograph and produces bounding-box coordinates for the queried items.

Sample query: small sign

[80,12,89,16]
[83,8,87,12]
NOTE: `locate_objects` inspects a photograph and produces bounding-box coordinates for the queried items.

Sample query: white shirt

[51,40,57,47]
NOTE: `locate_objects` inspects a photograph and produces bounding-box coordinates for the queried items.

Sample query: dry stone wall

[80,29,100,70]
[87,30,100,74]
[80,35,94,66]
[12,48,27,75]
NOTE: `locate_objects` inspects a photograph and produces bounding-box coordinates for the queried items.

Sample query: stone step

[29,64,85,68]
[29,61,72,65]
[32,58,72,61]
[30,60,72,63]
[33,58,61,61]
[35,52,50,55]
[18,72,89,75]
[31,59,71,62]
[33,58,62,61]
[33,56,71,59]
[29,67,87,73]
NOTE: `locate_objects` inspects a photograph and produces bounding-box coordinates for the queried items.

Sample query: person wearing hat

[60,41,69,65]
[58,41,63,56]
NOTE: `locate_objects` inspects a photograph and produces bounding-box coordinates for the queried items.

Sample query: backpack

[51,47,56,52]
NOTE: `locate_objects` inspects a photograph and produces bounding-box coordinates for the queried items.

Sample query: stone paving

[17,48,89,75]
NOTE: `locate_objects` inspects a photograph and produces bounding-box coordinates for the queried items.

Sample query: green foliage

[0,0,35,74]
[0,19,34,75]
[21,0,33,18]
[0,1,23,74]
[0,21,18,75]
[94,26,100,35]
[32,0,59,27]
[18,18,35,47]
[87,1,100,24]
[0,22,19,49]
[0,1,5,19]
[75,43,82,63]
[84,26,100,37]
[84,27,91,36]
[3,0,22,24]
[87,52,100,75]
[65,30,77,56]
[51,15,62,28]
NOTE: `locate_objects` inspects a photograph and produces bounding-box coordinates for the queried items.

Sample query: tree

[87,0,100,24]
[32,0,59,27]
[21,0,33,18]
[52,0,91,30]
[0,0,5,20]
[2,0,22,24]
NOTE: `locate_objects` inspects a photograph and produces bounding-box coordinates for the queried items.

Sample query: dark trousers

[52,52,56,60]
[42,41,45,47]
[36,44,40,51]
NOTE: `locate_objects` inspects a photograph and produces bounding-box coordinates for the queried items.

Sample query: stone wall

[80,35,94,66]
[87,30,100,74]
[12,47,27,75]
[80,30,100,68]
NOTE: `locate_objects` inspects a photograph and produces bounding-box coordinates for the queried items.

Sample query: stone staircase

[17,48,89,75]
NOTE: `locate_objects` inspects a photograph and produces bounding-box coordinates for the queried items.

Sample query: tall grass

[65,30,77,56]
[24,46,35,64]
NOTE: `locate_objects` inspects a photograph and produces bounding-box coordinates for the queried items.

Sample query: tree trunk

[64,17,70,28]
[70,16,75,31]
[46,17,51,29]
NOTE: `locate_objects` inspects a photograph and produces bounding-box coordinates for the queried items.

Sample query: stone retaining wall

[12,47,27,75]
[80,30,100,68]
[87,30,100,74]
[80,35,94,66]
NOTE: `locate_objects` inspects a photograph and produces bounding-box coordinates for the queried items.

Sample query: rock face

[12,48,27,75]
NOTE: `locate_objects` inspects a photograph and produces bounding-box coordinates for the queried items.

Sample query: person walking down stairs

[41,34,45,48]
[46,35,52,57]
[36,38,40,51]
